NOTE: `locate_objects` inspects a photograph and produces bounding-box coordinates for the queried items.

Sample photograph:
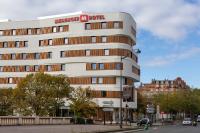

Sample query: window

[47,52,52,59]
[59,26,64,32]
[15,41,20,48]
[36,28,40,34]
[35,53,40,59]
[101,36,107,43]
[39,40,43,47]
[61,64,65,71]
[24,41,28,47]
[91,36,96,43]
[123,77,128,85]
[3,42,8,48]
[46,65,51,71]
[8,77,13,84]
[101,22,107,29]
[101,91,107,97]
[85,23,91,30]
[114,22,120,28]
[22,53,27,59]
[104,49,109,56]
[60,51,65,57]
[15,66,20,72]
[48,39,53,46]
[25,65,30,72]
[28,29,32,35]
[116,63,121,70]
[12,29,16,35]
[64,38,68,44]
[0,66,3,72]
[86,50,90,56]
[11,53,16,59]
[92,77,97,84]
[98,77,103,84]
[0,30,3,36]
[34,65,39,72]
[99,63,104,70]
[53,26,57,33]
[91,63,97,70]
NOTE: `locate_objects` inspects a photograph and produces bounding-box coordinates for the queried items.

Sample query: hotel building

[0,11,140,121]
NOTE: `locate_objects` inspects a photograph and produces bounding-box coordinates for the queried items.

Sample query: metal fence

[0,116,71,126]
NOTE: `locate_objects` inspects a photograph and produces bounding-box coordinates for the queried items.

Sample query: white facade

[0,12,139,116]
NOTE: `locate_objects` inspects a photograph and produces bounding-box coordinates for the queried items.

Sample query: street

[132,125,200,133]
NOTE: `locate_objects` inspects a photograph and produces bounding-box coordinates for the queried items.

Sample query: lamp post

[119,56,128,128]
[119,49,141,128]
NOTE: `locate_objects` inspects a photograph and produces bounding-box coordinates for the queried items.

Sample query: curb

[82,128,143,133]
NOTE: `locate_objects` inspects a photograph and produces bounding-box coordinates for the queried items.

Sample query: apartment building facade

[138,77,189,98]
[0,12,140,121]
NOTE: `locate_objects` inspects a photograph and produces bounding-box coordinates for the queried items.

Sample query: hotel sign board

[55,14,105,24]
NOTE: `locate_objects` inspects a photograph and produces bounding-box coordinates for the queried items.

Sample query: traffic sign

[103,108,114,112]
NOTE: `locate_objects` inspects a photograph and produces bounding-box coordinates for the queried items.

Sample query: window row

[0,41,28,48]
[0,76,134,85]
[0,52,52,60]
[86,62,123,70]
[39,35,134,47]
[85,21,123,30]
[60,48,138,63]
[0,64,65,72]
[0,25,69,36]
[132,65,140,76]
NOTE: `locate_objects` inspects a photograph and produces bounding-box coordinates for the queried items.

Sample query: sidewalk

[0,124,141,133]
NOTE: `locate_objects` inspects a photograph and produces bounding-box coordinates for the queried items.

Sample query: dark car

[137,118,152,126]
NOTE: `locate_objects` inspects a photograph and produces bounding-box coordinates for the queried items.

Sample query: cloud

[145,47,200,67]
[0,0,200,40]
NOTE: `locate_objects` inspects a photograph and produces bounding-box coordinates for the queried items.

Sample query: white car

[197,115,200,122]
[182,118,192,125]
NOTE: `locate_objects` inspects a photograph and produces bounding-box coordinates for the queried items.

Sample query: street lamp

[120,56,128,128]
[119,49,141,128]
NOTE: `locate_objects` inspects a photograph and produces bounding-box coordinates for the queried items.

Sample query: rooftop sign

[55,14,105,24]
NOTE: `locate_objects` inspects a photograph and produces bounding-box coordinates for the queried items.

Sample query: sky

[0,0,200,87]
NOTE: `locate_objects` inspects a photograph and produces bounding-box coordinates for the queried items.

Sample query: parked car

[182,118,192,125]
[137,118,152,126]
[197,115,200,122]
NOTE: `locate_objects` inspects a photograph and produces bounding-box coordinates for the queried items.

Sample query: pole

[104,111,106,125]
[119,57,123,128]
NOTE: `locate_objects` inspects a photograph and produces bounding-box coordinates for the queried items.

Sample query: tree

[69,87,97,118]
[13,73,72,116]
[0,88,13,116]
[136,92,147,115]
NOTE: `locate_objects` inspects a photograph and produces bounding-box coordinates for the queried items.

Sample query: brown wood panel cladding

[69,77,116,84]
[91,91,120,98]
[103,77,116,84]
[62,48,137,62]
[40,35,134,46]
[0,52,50,60]
[0,64,62,72]
[0,41,26,48]
[132,66,140,76]
[69,77,92,84]
[90,21,123,30]
[1,25,69,36]
[16,29,28,35]
[86,62,123,70]
[0,76,134,85]
[63,25,69,32]
[3,30,12,36]
[41,27,52,34]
